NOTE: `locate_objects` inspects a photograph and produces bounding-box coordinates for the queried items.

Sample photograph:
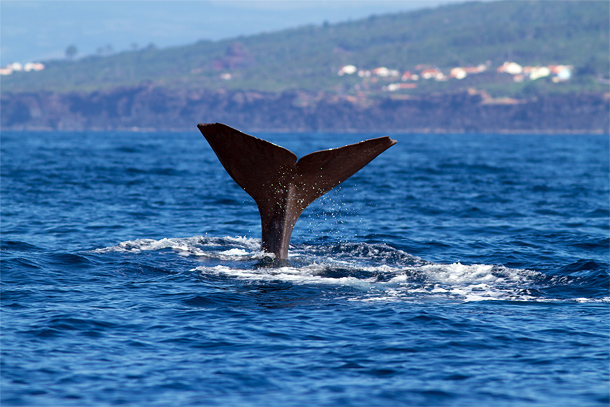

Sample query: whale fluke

[198,123,396,260]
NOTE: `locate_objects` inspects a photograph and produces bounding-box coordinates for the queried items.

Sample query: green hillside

[3,0,608,96]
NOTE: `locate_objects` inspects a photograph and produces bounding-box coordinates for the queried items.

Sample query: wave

[95,236,608,303]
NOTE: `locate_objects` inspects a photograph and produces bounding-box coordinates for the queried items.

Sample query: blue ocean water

[1,130,608,406]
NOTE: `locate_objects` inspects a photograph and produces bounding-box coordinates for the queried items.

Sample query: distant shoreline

[3,127,606,136]
[2,88,608,134]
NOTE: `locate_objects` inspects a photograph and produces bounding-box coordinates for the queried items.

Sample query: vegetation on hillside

[3,0,608,97]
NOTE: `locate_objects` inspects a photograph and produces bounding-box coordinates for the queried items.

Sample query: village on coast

[0,61,45,75]
[336,61,573,92]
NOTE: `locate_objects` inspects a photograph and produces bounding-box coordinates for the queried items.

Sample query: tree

[65,45,78,60]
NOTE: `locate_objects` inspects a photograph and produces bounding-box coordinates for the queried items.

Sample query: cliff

[2,86,608,133]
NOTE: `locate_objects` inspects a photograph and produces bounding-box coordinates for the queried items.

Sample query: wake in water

[94,236,607,303]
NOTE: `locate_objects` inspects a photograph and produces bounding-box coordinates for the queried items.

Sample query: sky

[1,0,473,65]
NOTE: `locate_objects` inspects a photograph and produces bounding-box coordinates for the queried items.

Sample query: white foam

[93,235,604,303]
[193,261,377,288]
[93,235,262,259]
[219,248,250,256]
[189,257,544,302]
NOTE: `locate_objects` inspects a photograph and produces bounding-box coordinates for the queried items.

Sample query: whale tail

[197,123,396,260]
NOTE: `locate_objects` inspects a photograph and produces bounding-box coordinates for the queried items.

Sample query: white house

[528,66,551,80]
[338,65,357,76]
[497,62,523,75]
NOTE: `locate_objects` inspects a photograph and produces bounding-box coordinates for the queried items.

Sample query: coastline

[2,87,608,134]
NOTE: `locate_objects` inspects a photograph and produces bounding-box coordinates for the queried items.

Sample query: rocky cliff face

[2,86,608,133]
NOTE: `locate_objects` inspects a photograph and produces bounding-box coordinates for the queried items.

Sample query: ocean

[2,130,608,406]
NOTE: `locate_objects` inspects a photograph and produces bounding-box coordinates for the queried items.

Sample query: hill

[2,0,609,133]
[2,0,608,97]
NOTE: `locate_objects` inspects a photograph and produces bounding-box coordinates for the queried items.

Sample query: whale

[198,123,396,260]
